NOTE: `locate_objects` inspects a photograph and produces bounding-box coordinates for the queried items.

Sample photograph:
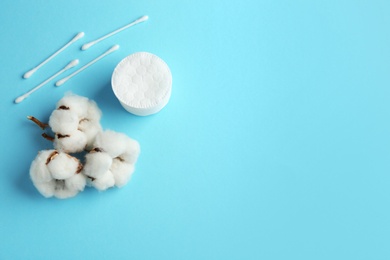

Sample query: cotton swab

[15,60,79,104]
[81,16,148,51]
[56,45,119,87]
[23,32,84,79]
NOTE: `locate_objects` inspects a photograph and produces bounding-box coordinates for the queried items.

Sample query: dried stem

[87,176,96,181]
[68,155,84,174]
[115,156,125,162]
[42,133,54,142]
[57,134,70,139]
[90,147,103,153]
[27,116,48,130]
[45,151,59,165]
[76,163,83,174]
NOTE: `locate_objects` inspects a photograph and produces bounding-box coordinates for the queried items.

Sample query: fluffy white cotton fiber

[53,131,88,154]
[83,152,113,179]
[30,150,53,183]
[30,150,86,199]
[83,130,140,190]
[49,110,79,134]
[29,94,141,199]
[65,173,87,192]
[88,170,116,191]
[79,120,102,150]
[111,160,134,187]
[48,93,102,153]
[93,130,140,162]
[46,152,79,180]
[56,94,90,119]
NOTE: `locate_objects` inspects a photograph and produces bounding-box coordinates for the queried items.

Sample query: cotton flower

[27,94,141,198]
[93,130,140,165]
[52,130,88,155]
[30,150,86,199]
[110,159,135,187]
[83,148,116,191]
[48,94,102,153]
[56,94,90,119]
[48,109,79,134]
[83,130,140,190]
[87,170,116,191]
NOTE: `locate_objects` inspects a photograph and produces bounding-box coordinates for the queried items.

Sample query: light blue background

[1,0,389,259]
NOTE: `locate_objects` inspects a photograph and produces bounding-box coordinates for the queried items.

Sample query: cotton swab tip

[74,32,85,41]
[138,15,149,22]
[81,42,93,51]
[65,59,79,69]
[15,95,26,104]
[55,78,66,87]
[23,69,35,79]
[22,32,84,79]
[110,44,120,51]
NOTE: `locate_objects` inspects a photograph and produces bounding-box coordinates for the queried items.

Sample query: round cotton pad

[111,52,172,116]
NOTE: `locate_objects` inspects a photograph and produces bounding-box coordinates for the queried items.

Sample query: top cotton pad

[111,52,172,116]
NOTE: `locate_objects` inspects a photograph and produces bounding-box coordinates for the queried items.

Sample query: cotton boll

[54,180,79,199]
[111,159,134,187]
[33,179,57,198]
[121,138,140,165]
[86,100,102,122]
[30,150,83,199]
[49,109,79,134]
[56,94,89,119]
[52,94,102,152]
[82,100,102,149]
[93,131,130,158]
[53,175,85,199]
[94,131,140,164]
[54,130,88,153]
[78,121,102,150]
[83,152,113,179]
[91,130,140,188]
[30,150,56,198]
[56,94,102,125]
[30,150,55,183]
[90,170,115,191]
[65,173,87,192]
[47,152,80,180]
[84,100,102,148]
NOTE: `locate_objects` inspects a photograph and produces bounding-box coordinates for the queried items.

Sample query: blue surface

[1,0,390,259]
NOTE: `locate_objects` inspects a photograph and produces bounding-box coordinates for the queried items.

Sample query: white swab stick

[81,16,148,50]
[15,60,79,103]
[23,32,84,79]
[56,45,119,87]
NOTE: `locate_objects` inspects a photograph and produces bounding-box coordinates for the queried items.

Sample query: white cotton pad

[111,52,172,116]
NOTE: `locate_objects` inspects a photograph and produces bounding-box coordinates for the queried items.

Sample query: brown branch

[57,134,70,139]
[27,116,48,130]
[42,133,54,142]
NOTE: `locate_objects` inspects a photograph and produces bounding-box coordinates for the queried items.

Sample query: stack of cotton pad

[111,52,172,116]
